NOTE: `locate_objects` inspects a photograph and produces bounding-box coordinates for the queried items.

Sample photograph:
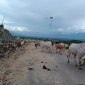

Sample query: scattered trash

[28,67,34,70]
[47,68,51,71]
[43,65,51,71]
[43,65,47,69]
[41,61,43,63]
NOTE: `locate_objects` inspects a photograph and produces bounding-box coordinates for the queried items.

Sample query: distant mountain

[10,30,85,41]
[10,31,21,37]
[11,31,49,38]
[52,32,85,40]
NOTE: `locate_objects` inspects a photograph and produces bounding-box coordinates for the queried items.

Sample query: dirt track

[23,43,85,85]
[0,43,85,85]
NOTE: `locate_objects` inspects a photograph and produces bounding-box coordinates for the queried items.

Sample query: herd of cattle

[35,41,85,69]
[0,39,85,70]
[0,40,26,58]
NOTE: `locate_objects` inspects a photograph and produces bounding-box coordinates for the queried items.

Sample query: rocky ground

[0,44,28,85]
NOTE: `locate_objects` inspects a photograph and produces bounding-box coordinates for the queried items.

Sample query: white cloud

[56,24,85,34]
[0,0,85,36]
[5,26,30,32]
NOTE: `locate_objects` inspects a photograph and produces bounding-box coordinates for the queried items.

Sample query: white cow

[67,43,85,69]
[40,41,52,52]
[21,41,25,46]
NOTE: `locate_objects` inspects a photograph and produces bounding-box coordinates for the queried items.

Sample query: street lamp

[49,17,53,41]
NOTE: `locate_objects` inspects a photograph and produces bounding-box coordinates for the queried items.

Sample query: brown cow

[53,43,64,54]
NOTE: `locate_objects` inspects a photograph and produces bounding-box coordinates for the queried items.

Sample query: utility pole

[49,17,53,41]
[2,16,5,25]
[0,16,5,28]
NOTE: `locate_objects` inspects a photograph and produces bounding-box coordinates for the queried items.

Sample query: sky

[0,0,85,40]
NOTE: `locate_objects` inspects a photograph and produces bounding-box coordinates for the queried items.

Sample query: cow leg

[67,53,70,63]
[58,49,60,54]
[60,49,63,54]
[67,50,70,63]
[81,59,85,66]
[74,57,78,67]
[56,49,57,53]
[59,49,62,55]
[73,53,78,66]
[78,58,82,70]
[67,56,70,63]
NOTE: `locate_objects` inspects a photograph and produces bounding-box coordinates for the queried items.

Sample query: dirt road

[23,43,85,85]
